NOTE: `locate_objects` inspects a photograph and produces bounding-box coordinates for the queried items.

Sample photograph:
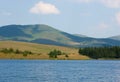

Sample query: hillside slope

[0,41,89,60]
[109,35,120,41]
[0,24,120,47]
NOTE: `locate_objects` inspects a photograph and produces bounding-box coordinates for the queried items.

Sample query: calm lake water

[0,60,120,82]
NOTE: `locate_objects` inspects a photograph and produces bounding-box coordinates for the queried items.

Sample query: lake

[0,60,120,82]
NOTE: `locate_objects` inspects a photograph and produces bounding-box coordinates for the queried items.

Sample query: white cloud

[101,0,120,8]
[30,1,60,15]
[115,12,120,25]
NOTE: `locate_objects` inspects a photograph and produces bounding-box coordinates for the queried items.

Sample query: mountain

[109,35,120,41]
[73,34,88,38]
[0,24,80,46]
[0,24,120,47]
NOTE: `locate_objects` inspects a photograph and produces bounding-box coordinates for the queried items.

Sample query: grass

[0,41,90,60]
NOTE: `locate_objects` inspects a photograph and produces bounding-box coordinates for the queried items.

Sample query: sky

[0,0,120,38]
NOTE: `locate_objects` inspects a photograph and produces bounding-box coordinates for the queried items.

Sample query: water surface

[0,60,120,82]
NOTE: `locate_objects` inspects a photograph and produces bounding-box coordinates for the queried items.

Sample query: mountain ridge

[0,24,120,47]
[109,35,120,41]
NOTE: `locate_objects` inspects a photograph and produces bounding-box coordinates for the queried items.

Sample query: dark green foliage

[65,55,69,58]
[79,46,120,59]
[0,48,33,56]
[0,48,16,54]
[9,48,14,53]
[22,50,32,57]
[0,48,10,54]
[48,49,62,58]
[22,51,28,57]
[15,49,21,54]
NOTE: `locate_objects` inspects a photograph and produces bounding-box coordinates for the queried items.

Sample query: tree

[15,49,21,54]
[79,46,120,59]
[48,49,62,58]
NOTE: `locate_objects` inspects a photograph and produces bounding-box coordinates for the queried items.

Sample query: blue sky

[0,0,120,38]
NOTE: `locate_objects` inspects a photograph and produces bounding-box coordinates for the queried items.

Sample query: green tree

[79,46,120,59]
[48,49,62,58]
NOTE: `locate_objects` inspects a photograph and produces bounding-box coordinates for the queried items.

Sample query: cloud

[115,12,120,25]
[30,1,60,15]
[101,0,120,8]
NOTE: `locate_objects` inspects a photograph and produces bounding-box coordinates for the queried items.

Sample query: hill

[73,34,88,38]
[0,41,89,60]
[0,24,120,47]
[109,35,120,41]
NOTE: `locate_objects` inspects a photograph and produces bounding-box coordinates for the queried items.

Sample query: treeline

[0,48,33,56]
[79,46,120,59]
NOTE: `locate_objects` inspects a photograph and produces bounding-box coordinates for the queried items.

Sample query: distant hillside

[0,24,73,46]
[0,24,120,47]
[0,41,89,60]
[73,34,88,37]
[109,35,120,41]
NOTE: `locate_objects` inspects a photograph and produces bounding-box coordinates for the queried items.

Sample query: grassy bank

[0,41,90,60]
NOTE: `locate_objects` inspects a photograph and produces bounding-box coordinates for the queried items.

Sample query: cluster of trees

[0,48,33,56]
[48,49,62,58]
[79,46,120,59]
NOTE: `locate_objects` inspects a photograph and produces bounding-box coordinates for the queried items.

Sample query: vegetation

[1,24,120,47]
[0,48,33,56]
[65,54,69,58]
[48,49,62,58]
[79,46,120,59]
[0,41,89,60]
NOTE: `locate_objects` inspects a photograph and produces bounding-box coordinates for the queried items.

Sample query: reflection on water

[0,60,120,82]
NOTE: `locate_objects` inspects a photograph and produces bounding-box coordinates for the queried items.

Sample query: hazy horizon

[0,0,120,38]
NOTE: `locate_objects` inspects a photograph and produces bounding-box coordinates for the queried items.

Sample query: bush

[22,50,32,57]
[48,49,62,58]
[65,55,69,58]
[0,48,14,54]
[0,48,33,56]
[23,52,28,57]
[15,49,21,54]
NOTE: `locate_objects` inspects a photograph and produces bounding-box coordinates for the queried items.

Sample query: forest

[79,46,120,59]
